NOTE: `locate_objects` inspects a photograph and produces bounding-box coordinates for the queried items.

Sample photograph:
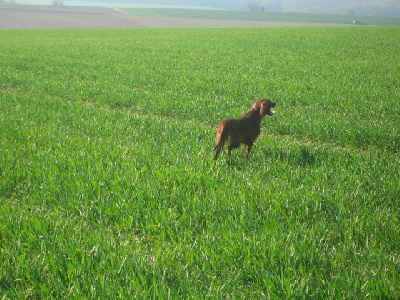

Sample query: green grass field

[1,26,399,298]
[122,8,400,25]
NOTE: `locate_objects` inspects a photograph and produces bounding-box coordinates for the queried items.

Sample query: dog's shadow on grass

[212,145,319,169]
[260,145,319,168]
[297,146,317,167]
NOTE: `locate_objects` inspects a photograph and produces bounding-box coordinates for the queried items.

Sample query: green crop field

[122,8,400,25]
[0,26,399,298]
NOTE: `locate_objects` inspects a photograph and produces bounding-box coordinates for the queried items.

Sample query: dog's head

[253,98,276,117]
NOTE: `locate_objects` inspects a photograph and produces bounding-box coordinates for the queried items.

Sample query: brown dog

[213,98,276,164]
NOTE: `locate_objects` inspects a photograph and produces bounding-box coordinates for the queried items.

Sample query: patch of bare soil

[0,5,345,29]
[0,5,144,29]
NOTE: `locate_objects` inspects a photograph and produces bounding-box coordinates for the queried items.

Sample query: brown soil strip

[0,5,144,29]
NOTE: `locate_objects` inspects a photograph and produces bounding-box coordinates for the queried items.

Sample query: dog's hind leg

[227,144,235,165]
[244,143,253,159]
[226,146,232,164]
[213,141,224,161]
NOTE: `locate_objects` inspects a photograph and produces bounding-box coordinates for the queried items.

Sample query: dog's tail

[213,124,227,160]
[214,124,226,149]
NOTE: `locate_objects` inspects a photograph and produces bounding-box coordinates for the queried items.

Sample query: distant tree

[248,1,260,11]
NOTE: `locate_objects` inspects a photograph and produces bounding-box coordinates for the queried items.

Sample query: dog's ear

[253,100,261,111]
